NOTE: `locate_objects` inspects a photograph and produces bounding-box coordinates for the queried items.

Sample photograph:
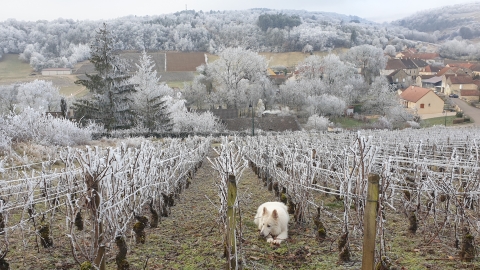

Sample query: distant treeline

[257,13,302,31]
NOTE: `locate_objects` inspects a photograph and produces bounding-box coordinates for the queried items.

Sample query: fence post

[362,173,379,270]
[226,174,237,270]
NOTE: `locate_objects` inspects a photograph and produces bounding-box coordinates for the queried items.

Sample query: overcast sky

[0,0,477,23]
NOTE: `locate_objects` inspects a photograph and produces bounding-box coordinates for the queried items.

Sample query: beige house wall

[448,83,477,95]
[41,70,72,76]
[403,91,444,114]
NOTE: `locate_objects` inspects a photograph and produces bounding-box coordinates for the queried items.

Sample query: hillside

[392,2,480,39]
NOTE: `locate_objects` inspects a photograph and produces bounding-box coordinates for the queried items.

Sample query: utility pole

[249,103,255,136]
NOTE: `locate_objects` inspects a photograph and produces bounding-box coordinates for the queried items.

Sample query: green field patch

[0,54,32,79]
[422,116,467,127]
[332,116,367,128]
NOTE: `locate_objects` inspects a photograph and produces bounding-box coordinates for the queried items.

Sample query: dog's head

[259,207,280,238]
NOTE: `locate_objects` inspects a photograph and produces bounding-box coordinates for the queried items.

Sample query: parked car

[449,94,459,98]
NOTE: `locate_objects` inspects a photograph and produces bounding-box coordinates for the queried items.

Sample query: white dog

[254,202,289,244]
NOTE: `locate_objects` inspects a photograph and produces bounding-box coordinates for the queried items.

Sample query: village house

[381,59,406,76]
[410,58,429,73]
[400,86,444,115]
[400,58,419,78]
[470,64,480,77]
[396,52,443,66]
[419,65,442,76]
[417,76,442,92]
[267,68,289,85]
[387,69,410,89]
[437,67,471,93]
[445,75,478,98]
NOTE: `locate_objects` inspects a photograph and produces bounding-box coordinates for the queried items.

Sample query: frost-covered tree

[312,94,346,117]
[15,80,62,112]
[163,94,224,133]
[302,44,313,54]
[295,54,365,104]
[129,51,172,132]
[304,114,331,131]
[384,45,396,57]
[277,80,308,110]
[0,84,19,114]
[182,74,211,110]
[439,39,480,60]
[202,47,268,109]
[362,77,399,115]
[386,104,416,129]
[343,44,387,84]
[74,23,135,131]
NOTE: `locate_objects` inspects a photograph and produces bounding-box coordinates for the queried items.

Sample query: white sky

[0,0,477,23]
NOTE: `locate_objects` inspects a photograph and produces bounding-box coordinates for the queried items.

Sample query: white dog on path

[254,202,289,244]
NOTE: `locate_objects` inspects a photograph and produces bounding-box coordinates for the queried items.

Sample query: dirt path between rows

[126,146,344,270]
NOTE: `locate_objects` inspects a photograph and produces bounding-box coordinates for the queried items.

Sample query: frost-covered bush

[406,121,421,129]
[372,116,393,130]
[0,107,95,147]
[172,110,225,133]
[164,95,225,133]
[304,115,331,131]
[0,130,11,152]
[386,105,415,129]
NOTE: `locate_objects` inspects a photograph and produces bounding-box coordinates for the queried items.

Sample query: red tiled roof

[460,90,480,96]
[447,62,475,69]
[437,67,459,76]
[449,76,473,84]
[470,64,480,72]
[409,53,440,60]
[400,86,432,103]
[425,65,442,73]
[385,59,406,70]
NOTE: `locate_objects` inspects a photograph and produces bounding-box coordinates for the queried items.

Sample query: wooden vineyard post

[362,173,379,270]
[226,174,237,270]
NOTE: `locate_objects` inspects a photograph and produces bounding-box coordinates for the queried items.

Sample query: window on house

[460,84,463,89]
[428,103,431,107]
[420,104,425,109]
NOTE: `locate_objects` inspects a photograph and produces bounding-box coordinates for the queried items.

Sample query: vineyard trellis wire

[236,126,480,264]
[0,126,479,268]
[0,136,211,269]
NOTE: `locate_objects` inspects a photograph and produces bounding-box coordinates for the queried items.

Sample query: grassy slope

[0,54,87,97]
[422,116,471,127]
[0,54,32,79]
[260,48,347,68]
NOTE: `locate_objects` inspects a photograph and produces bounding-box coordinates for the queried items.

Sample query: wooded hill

[392,2,480,40]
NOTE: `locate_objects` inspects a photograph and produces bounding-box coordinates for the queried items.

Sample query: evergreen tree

[129,51,172,133]
[74,23,135,131]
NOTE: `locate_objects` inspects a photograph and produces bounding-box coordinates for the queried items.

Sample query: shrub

[456,111,464,118]
[304,115,331,131]
[453,118,465,124]
[406,121,421,129]
[0,107,95,147]
[372,116,392,130]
